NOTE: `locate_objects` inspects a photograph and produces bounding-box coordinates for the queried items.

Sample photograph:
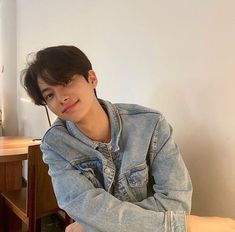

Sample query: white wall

[0,2,2,135]
[0,1,2,122]
[0,0,18,135]
[15,0,235,218]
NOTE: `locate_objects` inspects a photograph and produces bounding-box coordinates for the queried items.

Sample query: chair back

[27,144,59,219]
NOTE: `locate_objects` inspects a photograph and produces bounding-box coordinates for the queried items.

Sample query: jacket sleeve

[41,140,187,232]
[133,115,193,213]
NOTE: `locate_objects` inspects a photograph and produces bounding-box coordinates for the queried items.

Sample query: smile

[62,99,80,114]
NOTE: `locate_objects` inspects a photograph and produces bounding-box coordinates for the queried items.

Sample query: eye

[44,93,54,101]
[63,79,73,87]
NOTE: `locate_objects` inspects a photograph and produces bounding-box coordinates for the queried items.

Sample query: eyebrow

[40,87,51,95]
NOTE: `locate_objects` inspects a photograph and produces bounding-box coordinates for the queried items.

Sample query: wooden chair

[1,144,72,231]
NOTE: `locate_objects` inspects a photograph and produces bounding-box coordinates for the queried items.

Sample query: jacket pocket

[127,163,149,187]
[122,162,149,202]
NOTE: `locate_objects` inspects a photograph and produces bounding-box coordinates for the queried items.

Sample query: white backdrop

[1,0,235,218]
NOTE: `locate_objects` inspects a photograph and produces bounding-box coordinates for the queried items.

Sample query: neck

[75,100,111,143]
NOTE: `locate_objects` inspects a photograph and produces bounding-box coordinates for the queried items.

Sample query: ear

[87,70,98,87]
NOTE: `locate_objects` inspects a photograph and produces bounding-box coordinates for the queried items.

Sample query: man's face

[37,71,98,124]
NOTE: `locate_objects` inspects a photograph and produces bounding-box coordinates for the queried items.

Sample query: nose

[59,95,70,105]
[55,88,70,105]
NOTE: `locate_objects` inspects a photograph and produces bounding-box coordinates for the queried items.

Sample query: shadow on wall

[179,128,235,217]
[149,86,235,218]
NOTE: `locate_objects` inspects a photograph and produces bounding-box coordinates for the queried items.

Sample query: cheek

[47,103,60,115]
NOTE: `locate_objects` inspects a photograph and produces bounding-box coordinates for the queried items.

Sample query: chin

[61,111,86,124]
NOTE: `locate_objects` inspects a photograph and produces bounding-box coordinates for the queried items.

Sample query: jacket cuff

[167,211,187,232]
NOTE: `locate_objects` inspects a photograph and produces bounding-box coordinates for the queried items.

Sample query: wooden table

[0,136,39,231]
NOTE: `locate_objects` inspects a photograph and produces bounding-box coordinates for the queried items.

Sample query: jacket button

[104,167,111,175]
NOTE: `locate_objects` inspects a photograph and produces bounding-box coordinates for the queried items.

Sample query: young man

[22,45,235,232]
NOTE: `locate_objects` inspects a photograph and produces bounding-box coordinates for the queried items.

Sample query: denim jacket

[41,99,192,232]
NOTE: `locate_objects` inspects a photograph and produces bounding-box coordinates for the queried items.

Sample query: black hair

[21,45,95,105]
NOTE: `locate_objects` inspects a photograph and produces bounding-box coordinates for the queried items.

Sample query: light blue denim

[41,99,192,232]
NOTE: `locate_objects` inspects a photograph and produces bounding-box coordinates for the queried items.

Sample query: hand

[65,222,86,232]
[187,215,235,232]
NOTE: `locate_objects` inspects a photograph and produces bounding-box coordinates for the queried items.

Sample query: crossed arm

[41,117,192,232]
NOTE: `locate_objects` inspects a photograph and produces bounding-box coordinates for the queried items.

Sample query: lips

[62,99,80,114]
